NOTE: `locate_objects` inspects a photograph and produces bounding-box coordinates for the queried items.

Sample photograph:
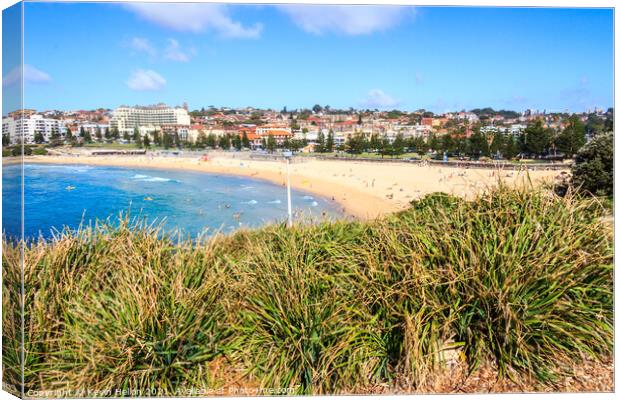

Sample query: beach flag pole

[284,151,293,227]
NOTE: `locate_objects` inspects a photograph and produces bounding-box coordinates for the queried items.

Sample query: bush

[3,188,613,395]
[572,133,613,197]
[31,147,48,155]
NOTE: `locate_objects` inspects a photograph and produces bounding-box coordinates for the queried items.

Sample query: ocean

[2,163,343,240]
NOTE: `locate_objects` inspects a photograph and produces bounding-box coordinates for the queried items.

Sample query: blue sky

[4,3,614,114]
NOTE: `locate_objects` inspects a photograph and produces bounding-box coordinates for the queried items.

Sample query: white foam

[268,200,282,204]
[243,200,258,205]
[303,195,314,200]
[311,201,319,207]
[131,174,171,182]
[142,177,171,182]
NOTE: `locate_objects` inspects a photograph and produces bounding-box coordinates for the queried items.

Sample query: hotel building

[109,104,191,136]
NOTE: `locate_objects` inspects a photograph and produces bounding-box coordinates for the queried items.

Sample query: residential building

[2,114,66,144]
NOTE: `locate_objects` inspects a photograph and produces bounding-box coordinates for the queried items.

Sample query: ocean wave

[311,201,319,207]
[142,177,171,182]
[242,200,258,205]
[302,195,314,200]
[131,174,172,182]
[268,200,282,204]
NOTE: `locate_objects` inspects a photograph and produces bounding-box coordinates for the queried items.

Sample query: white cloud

[164,39,194,62]
[124,3,262,38]
[279,5,414,36]
[126,69,166,91]
[360,89,400,109]
[128,37,156,56]
[3,64,51,87]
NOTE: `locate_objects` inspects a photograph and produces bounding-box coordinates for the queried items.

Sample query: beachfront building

[255,125,294,146]
[161,124,191,141]
[109,104,191,137]
[2,114,66,144]
[79,123,110,138]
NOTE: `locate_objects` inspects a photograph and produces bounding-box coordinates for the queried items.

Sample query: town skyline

[3,4,613,115]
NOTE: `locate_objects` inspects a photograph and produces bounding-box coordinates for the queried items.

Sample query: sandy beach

[19,152,566,219]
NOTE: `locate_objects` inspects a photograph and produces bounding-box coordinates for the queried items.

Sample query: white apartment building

[2,114,66,144]
[109,104,191,136]
[480,124,526,137]
[80,123,110,137]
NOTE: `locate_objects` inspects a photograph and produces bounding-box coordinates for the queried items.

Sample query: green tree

[111,127,120,140]
[316,131,325,153]
[379,136,392,158]
[523,120,552,157]
[556,115,586,157]
[428,133,440,152]
[34,131,45,144]
[503,135,519,160]
[219,134,231,150]
[585,114,605,137]
[95,128,103,142]
[325,130,334,153]
[408,136,427,153]
[153,131,162,147]
[369,134,381,152]
[206,133,217,148]
[123,131,131,143]
[392,133,405,157]
[162,132,173,149]
[143,134,151,148]
[49,128,63,147]
[345,134,366,154]
[232,134,242,150]
[65,128,73,144]
[490,132,505,158]
[266,135,277,153]
[440,133,455,154]
[571,132,613,196]
[467,131,488,158]
[132,127,141,145]
[2,133,10,147]
[80,127,93,143]
[196,132,207,148]
[604,108,614,132]
[242,131,250,148]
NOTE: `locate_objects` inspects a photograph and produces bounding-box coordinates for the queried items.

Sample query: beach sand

[21,153,565,219]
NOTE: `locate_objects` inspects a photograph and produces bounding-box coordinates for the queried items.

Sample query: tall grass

[2,186,613,396]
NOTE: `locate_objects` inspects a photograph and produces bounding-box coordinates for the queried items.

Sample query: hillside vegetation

[2,186,613,396]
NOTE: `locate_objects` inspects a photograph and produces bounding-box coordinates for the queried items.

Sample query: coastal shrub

[572,132,613,197]
[226,225,389,394]
[31,147,48,156]
[2,187,613,395]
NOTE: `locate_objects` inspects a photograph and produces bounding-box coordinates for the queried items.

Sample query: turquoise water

[2,163,343,240]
